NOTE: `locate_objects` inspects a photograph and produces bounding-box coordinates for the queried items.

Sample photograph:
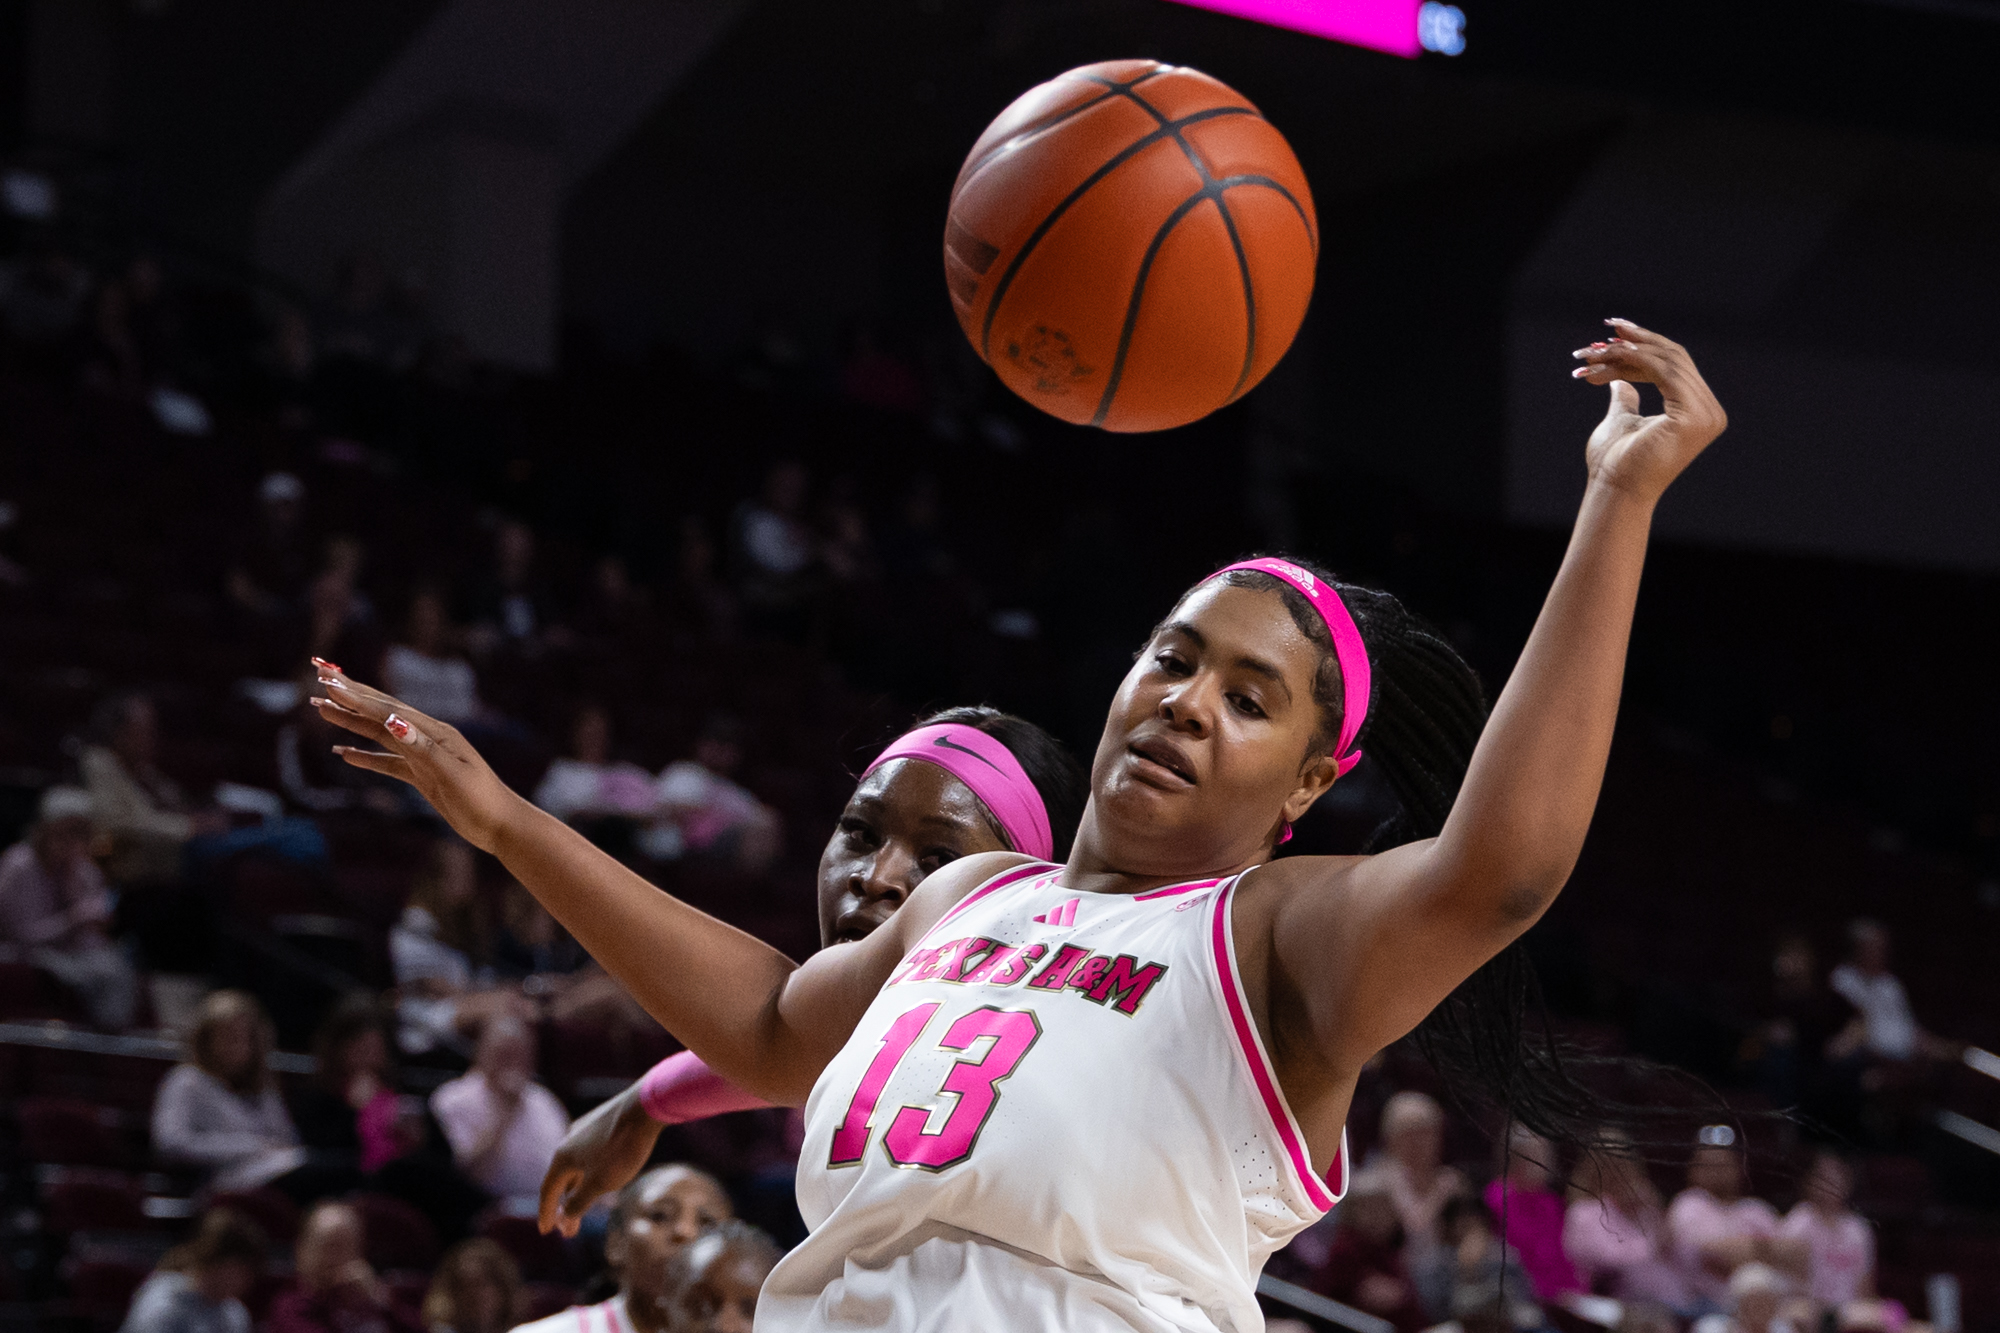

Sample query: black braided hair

[1204,559,1722,1158]
[912,706,1090,861]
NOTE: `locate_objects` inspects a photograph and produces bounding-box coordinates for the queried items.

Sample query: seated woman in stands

[119,1207,269,1333]
[152,989,348,1203]
[389,839,536,1055]
[421,1239,523,1333]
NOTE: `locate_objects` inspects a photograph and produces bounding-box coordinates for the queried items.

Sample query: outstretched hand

[309,659,521,853]
[1572,319,1727,504]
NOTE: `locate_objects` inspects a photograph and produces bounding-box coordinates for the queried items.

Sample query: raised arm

[312,671,1007,1105]
[1270,322,1727,1067]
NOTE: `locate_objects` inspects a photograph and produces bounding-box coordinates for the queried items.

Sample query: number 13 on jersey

[829,1003,1043,1172]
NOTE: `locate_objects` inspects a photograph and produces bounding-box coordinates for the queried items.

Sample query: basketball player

[513,1164,731,1333]
[533,708,1087,1237]
[315,322,1725,1331]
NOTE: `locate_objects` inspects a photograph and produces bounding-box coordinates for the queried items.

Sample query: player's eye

[917,848,959,875]
[838,817,878,846]
[1154,652,1191,676]
[1229,694,1265,718]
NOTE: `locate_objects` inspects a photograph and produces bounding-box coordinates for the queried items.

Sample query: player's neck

[1062,813,1264,896]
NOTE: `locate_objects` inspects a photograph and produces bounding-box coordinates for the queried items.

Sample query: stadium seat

[477,1209,576,1283]
[16,1098,133,1169]
[40,1169,154,1235]
[61,1255,150,1331]
[522,1282,580,1322]
[207,1186,301,1245]
[347,1191,440,1272]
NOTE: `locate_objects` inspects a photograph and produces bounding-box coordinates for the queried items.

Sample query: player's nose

[1156,674,1215,737]
[854,846,918,903]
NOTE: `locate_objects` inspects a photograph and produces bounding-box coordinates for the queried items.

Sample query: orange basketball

[945,60,1318,433]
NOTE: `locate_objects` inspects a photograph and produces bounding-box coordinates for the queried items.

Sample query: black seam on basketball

[1090,189,1215,428]
[1116,85,1172,128]
[978,106,1256,359]
[1216,174,1316,254]
[1212,192,1258,403]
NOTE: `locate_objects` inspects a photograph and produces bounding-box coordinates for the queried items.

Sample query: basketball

[945,60,1317,433]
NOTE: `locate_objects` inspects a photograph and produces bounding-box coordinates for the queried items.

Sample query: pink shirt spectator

[1667,1188,1780,1305]
[1485,1179,1582,1300]
[429,1071,569,1206]
[1563,1196,1691,1304]
[1779,1202,1874,1305]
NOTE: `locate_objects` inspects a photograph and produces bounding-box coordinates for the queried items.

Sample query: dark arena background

[1,1,1997,1330]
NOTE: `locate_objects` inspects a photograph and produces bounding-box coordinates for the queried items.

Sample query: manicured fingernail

[311,657,343,672]
[1606,317,1628,325]
[385,714,411,740]
[1572,366,1593,378]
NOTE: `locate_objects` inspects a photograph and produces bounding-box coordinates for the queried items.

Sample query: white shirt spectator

[150,1064,305,1192]
[118,1270,251,1333]
[1778,1201,1874,1306]
[1829,963,1917,1059]
[429,1069,568,1209]
[380,645,480,726]
[532,758,660,824]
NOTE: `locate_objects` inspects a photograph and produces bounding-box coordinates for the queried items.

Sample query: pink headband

[1210,558,1372,779]
[864,723,1055,861]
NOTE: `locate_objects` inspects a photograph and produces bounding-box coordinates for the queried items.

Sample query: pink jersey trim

[1134,876,1226,902]
[922,861,1054,942]
[1209,876,1346,1213]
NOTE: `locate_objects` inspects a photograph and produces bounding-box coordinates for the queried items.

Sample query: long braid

[1212,560,1725,1160]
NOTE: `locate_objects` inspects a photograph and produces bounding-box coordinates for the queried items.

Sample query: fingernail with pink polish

[385,714,411,740]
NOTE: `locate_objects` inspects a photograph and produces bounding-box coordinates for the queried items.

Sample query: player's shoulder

[898,852,1046,935]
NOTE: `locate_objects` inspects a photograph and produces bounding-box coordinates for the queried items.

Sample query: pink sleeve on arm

[638,1051,772,1124]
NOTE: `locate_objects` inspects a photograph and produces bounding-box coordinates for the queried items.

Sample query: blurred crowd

[0,196,1991,1333]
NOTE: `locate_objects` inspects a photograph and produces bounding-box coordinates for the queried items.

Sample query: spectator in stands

[82,693,326,885]
[1691,1263,1795,1333]
[658,1221,780,1333]
[1778,1151,1874,1309]
[279,681,405,817]
[0,785,140,1028]
[513,1165,734,1333]
[651,716,782,873]
[267,1200,419,1333]
[119,1207,269,1333]
[1667,1128,1806,1311]
[420,1239,522,1333]
[1414,1192,1539,1332]
[382,590,487,728]
[662,518,736,645]
[309,537,379,667]
[731,460,816,633]
[429,1017,569,1213]
[294,994,403,1173]
[1829,919,1956,1065]
[532,705,659,828]
[1376,1091,1468,1273]
[152,989,310,1193]
[389,839,535,1054]
[226,472,314,621]
[465,519,564,657]
[493,882,658,1049]
[1743,934,1848,1116]
[1564,1133,1689,1306]
[81,692,230,883]
[1310,1169,1425,1332]
[572,553,663,649]
[1484,1124,1581,1302]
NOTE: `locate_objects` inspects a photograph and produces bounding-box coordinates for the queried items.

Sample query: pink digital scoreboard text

[1165,0,1423,58]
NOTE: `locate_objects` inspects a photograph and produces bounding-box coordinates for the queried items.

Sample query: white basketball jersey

[758,862,1348,1333]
